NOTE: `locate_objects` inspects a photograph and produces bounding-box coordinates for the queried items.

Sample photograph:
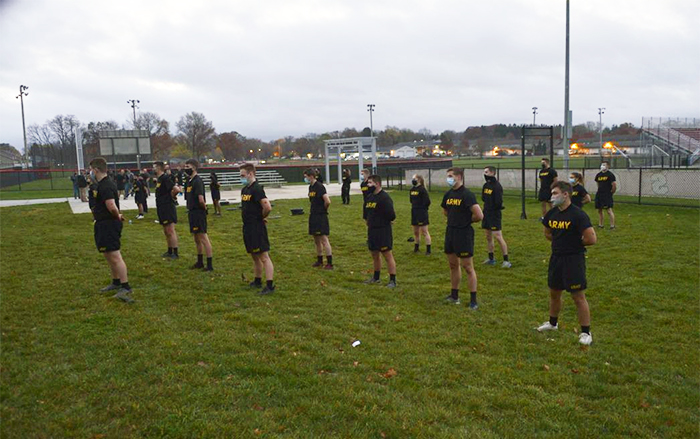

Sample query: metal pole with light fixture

[532,107,538,125]
[128,99,141,168]
[562,0,571,172]
[367,104,375,138]
[598,107,605,159]
[16,85,29,166]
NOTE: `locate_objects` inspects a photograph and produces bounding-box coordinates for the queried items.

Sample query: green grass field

[1,190,698,438]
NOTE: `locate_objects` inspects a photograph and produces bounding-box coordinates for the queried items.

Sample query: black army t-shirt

[365,190,396,228]
[410,185,430,210]
[241,180,267,224]
[539,168,558,192]
[571,183,588,208]
[156,173,175,206]
[595,170,616,195]
[481,177,503,212]
[308,181,327,215]
[93,176,119,222]
[441,185,478,228]
[543,204,592,255]
[186,174,206,211]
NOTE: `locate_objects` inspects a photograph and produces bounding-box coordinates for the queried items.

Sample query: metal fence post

[638,168,643,205]
[50,170,54,190]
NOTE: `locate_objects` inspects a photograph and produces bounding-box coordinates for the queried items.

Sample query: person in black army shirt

[409,174,432,255]
[538,158,558,219]
[154,161,181,259]
[304,168,334,269]
[240,163,275,294]
[595,161,617,229]
[481,166,511,268]
[363,175,397,288]
[87,172,98,213]
[210,172,222,216]
[89,157,133,303]
[341,168,352,205]
[132,174,147,219]
[116,169,126,199]
[360,168,371,219]
[441,167,484,308]
[537,181,597,346]
[185,159,214,271]
[569,172,590,208]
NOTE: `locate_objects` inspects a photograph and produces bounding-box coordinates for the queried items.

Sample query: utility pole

[127,99,141,168]
[367,104,375,138]
[532,107,538,125]
[598,107,605,158]
[563,0,571,172]
[16,85,29,166]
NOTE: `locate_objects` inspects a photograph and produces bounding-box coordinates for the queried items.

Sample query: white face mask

[551,194,565,207]
[600,165,607,171]
[569,177,576,184]
[446,177,455,187]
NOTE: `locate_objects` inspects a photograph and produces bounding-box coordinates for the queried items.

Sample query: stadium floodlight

[598,108,606,157]
[563,0,571,172]
[16,85,29,164]
[367,104,375,138]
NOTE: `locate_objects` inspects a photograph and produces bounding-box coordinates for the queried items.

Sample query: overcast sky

[1,0,698,151]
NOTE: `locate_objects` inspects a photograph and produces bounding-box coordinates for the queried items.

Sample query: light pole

[532,107,538,125]
[562,0,571,172]
[367,104,375,138]
[127,99,141,168]
[598,107,605,158]
[16,85,29,166]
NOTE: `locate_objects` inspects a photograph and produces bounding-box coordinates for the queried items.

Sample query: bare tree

[176,112,216,159]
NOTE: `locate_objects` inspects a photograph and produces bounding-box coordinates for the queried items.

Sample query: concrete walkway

[0,183,365,214]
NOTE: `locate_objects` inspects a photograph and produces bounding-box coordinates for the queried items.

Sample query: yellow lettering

[548,220,572,229]
[156,183,161,189]
[361,186,368,192]
[410,191,419,196]
[483,188,493,195]
[446,198,462,206]
[186,187,192,192]
[309,192,316,198]
[570,284,581,289]
[366,202,377,209]
[242,194,252,201]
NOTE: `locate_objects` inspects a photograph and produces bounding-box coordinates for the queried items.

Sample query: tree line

[23,112,642,168]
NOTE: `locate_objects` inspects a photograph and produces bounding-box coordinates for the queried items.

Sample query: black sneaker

[202,267,214,272]
[248,281,263,289]
[444,295,461,305]
[113,288,135,304]
[363,278,381,284]
[386,280,397,289]
[191,263,204,270]
[425,251,431,256]
[161,252,172,258]
[258,286,275,295]
[100,283,121,293]
[170,253,179,260]
[469,302,479,310]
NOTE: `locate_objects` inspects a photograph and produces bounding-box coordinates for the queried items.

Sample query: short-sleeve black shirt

[186,174,206,211]
[156,173,175,207]
[571,183,588,208]
[410,185,430,210]
[93,176,119,222]
[595,170,616,195]
[365,190,396,228]
[241,180,267,224]
[539,168,558,192]
[342,175,352,187]
[308,181,327,215]
[441,185,478,228]
[481,178,503,212]
[543,204,592,255]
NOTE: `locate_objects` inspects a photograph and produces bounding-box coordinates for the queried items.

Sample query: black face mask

[184,168,194,176]
[411,179,418,186]
[541,163,546,169]
[484,174,495,181]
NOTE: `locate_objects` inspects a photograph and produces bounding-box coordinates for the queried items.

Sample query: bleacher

[199,169,286,188]
[644,126,700,165]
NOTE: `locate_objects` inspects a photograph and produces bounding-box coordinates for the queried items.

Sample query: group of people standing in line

[86,156,618,346]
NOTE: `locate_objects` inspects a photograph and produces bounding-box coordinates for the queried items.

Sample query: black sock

[121,282,131,291]
[373,271,380,280]
[503,254,509,262]
[488,252,494,261]
[207,257,213,269]
[327,255,333,265]
[470,292,477,304]
[317,255,323,264]
[168,247,173,255]
[451,288,459,300]
[549,316,558,327]
[390,274,396,282]
[173,247,178,255]
[254,277,262,286]
[414,243,419,251]
[197,254,203,265]
[426,245,431,253]
[266,280,274,289]
[112,278,121,286]
[581,325,590,334]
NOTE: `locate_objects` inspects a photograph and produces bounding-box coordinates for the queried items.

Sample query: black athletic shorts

[368,226,393,252]
[538,188,552,202]
[188,210,208,234]
[411,208,429,226]
[211,189,221,201]
[157,204,177,226]
[94,219,122,253]
[444,226,474,258]
[548,253,587,293]
[595,193,614,209]
[243,222,270,254]
[309,213,330,236]
[481,210,502,231]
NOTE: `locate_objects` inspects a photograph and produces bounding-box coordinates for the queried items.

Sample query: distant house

[393,145,417,158]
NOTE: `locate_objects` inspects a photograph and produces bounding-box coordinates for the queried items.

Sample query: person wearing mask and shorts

[481,166,511,268]
[595,161,617,230]
[409,174,432,255]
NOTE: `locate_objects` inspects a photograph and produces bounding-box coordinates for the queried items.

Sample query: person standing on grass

[363,175,397,288]
[595,161,617,230]
[442,167,483,308]
[537,181,597,346]
[538,158,558,219]
[409,174,432,255]
[569,172,591,209]
[154,161,180,260]
[341,168,352,205]
[116,169,126,199]
[71,172,79,199]
[123,169,133,199]
[133,174,147,219]
[481,166,511,268]
[360,168,371,219]
[89,157,133,303]
[210,172,222,216]
[185,159,214,271]
[304,168,333,270]
[240,163,276,295]
[77,170,89,202]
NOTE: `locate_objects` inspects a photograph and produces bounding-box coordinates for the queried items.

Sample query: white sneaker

[579,332,593,345]
[136,215,144,220]
[501,261,512,268]
[536,321,558,332]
